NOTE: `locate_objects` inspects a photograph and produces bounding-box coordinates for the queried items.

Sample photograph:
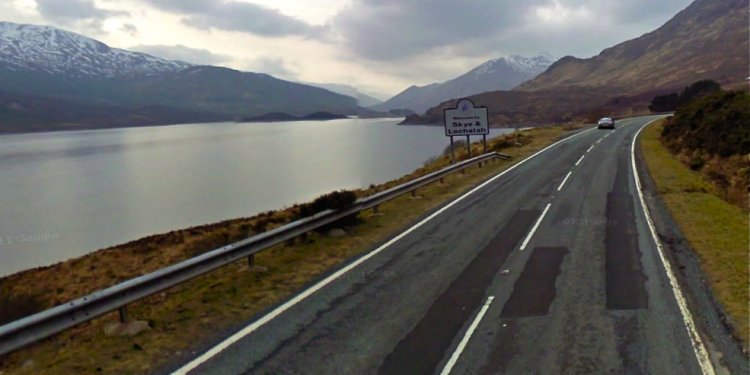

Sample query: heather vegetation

[660,89,750,209]
[648,79,722,113]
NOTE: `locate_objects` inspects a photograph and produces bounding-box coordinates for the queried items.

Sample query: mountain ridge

[516,0,748,93]
[0,21,191,79]
[0,22,363,132]
[374,53,555,113]
[405,0,748,127]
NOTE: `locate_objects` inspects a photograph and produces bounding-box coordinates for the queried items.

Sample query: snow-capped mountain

[0,21,191,79]
[373,53,555,113]
[470,53,555,81]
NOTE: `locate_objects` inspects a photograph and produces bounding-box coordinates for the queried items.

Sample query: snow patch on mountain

[374,53,556,113]
[470,53,555,80]
[0,22,191,79]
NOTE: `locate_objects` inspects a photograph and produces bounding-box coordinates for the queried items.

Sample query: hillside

[0,91,225,133]
[517,0,748,93]
[376,54,554,113]
[304,83,383,107]
[405,0,748,126]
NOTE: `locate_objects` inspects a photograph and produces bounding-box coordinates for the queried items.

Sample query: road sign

[444,99,489,163]
[444,99,488,136]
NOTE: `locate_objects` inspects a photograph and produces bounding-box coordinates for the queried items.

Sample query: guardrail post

[247,254,255,268]
[411,190,417,198]
[478,161,482,169]
[439,177,445,185]
[373,205,380,214]
[118,306,129,324]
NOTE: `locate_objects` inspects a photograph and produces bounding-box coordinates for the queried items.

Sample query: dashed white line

[631,119,715,375]
[439,296,495,375]
[596,138,603,144]
[586,145,594,153]
[520,203,552,251]
[557,171,572,191]
[171,124,598,375]
[575,155,585,166]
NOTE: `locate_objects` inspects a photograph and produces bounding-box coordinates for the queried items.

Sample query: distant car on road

[597,117,615,129]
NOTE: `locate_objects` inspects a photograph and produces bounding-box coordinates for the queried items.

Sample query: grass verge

[640,119,749,345]
[0,125,575,375]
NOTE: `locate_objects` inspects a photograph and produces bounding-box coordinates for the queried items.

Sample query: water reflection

[0,119,512,276]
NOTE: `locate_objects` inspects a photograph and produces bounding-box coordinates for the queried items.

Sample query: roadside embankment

[640,119,748,347]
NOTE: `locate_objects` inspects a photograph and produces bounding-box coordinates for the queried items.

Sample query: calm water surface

[0,118,512,276]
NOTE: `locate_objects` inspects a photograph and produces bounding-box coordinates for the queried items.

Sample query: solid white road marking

[575,155,585,166]
[586,145,594,153]
[171,126,598,375]
[439,296,495,375]
[519,203,552,251]
[631,119,716,375]
[557,171,573,191]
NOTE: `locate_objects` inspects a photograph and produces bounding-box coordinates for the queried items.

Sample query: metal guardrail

[0,151,510,356]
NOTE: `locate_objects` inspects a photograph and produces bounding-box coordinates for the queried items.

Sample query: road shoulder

[635,120,748,373]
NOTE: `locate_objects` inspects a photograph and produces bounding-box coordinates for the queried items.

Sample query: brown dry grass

[0,125,574,375]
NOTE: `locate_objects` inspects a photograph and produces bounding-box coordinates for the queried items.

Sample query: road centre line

[575,155,585,166]
[519,203,552,251]
[439,296,495,375]
[596,138,603,144]
[170,126,598,375]
[586,145,595,153]
[557,171,573,192]
[631,119,715,374]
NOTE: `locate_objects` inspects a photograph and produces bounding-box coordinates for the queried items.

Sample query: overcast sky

[1,0,693,98]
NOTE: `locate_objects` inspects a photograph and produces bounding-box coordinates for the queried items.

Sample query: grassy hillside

[661,90,749,209]
[517,0,748,93]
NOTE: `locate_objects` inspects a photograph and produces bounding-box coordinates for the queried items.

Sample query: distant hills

[0,22,361,133]
[375,53,555,113]
[404,0,749,127]
[242,111,347,122]
[303,82,384,107]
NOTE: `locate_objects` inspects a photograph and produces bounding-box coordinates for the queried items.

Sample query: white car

[597,117,615,129]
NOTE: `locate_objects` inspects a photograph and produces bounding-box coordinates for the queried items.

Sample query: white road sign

[444,99,489,136]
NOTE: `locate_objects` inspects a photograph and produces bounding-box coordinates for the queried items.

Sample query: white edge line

[575,155,585,166]
[439,296,495,375]
[557,171,573,192]
[519,202,552,251]
[631,118,715,375]
[171,126,597,375]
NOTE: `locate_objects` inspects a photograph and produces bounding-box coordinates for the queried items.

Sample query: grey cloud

[143,0,323,38]
[36,0,127,24]
[131,44,231,65]
[248,57,298,80]
[333,0,546,61]
[120,23,138,36]
[333,0,693,61]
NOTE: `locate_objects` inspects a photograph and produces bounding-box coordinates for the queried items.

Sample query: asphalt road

[170,116,722,375]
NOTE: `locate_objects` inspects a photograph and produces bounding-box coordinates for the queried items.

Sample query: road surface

[170,116,722,375]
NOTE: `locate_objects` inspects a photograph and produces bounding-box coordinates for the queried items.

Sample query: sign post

[444,99,489,163]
